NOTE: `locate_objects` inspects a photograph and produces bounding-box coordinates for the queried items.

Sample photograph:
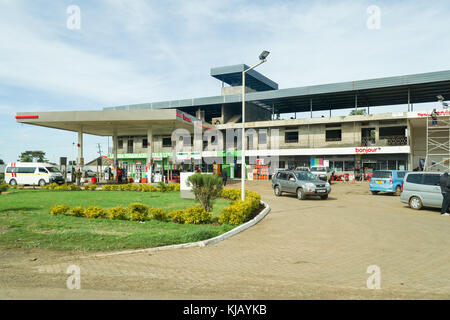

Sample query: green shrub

[84,184,98,191]
[187,173,223,212]
[108,206,128,220]
[149,207,168,222]
[218,191,261,226]
[140,184,157,192]
[168,183,180,191]
[69,206,85,217]
[84,205,107,219]
[168,209,185,224]
[50,204,70,216]
[157,182,169,192]
[183,206,212,224]
[42,182,59,190]
[0,183,8,194]
[128,203,149,221]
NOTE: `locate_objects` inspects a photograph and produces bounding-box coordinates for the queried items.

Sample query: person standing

[439,172,450,216]
[431,108,438,126]
[221,168,228,186]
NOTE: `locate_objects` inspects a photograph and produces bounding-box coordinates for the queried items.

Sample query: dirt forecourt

[0,180,449,299]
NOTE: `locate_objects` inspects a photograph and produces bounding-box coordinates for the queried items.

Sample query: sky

[1,0,450,164]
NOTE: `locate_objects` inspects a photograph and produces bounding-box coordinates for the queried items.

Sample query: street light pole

[241,51,270,201]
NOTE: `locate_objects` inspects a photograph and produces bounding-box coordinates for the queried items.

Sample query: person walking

[439,172,450,216]
[431,108,438,126]
[221,168,228,186]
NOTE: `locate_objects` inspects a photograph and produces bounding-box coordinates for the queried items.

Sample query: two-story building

[15,64,449,181]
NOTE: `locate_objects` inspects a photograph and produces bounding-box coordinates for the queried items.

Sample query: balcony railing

[379,135,407,146]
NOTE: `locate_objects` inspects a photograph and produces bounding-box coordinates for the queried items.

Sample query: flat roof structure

[210,64,279,91]
[105,69,450,121]
[15,109,212,136]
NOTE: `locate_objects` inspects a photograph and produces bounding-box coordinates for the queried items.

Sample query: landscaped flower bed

[49,188,261,226]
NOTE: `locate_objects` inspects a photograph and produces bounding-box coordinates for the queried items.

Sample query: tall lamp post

[241,50,270,201]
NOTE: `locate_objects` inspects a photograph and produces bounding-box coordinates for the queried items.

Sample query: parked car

[4,162,64,186]
[272,170,331,200]
[369,170,408,196]
[310,166,331,182]
[400,171,443,210]
[295,166,310,172]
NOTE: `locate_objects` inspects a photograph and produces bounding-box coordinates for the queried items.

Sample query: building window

[326,130,342,142]
[142,138,148,148]
[183,136,193,146]
[285,131,298,143]
[325,123,341,128]
[162,137,172,147]
[259,131,267,145]
[127,139,133,153]
[118,140,123,149]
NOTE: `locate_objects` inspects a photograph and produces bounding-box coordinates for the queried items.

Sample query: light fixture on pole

[241,50,270,201]
[437,95,448,109]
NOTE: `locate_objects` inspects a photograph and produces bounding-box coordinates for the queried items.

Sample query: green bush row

[102,183,180,192]
[41,182,180,192]
[42,183,82,191]
[49,202,212,224]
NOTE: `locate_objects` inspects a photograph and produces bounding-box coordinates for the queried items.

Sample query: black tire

[297,188,306,200]
[371,191,379,195]
[9,179,17,186]
[38,179,46,187]
[409,196,423,210]
[274,185,282,197]
[320,194,328,200]
[394,186,401,196]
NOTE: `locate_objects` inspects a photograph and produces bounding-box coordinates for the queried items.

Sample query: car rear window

[422,174,441,186]
[372,171,392,179]
[406,173,422,184]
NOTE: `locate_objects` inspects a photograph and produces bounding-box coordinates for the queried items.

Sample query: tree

[349,109,367,116]
[187,173,223,212]
[0,159,4,165]
[18,151,48,163]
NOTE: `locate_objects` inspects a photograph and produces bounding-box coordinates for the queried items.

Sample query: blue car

[369,170,408,196]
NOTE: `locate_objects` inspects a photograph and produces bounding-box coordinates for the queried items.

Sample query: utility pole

[97,143,102,180]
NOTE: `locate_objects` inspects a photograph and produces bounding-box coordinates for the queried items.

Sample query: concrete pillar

[146,126,153,183]
[113,130,118,179]
[77,129,83,170]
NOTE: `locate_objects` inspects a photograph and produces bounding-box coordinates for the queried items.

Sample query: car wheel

[274,185,282,197]
[320,194,328,200]
[371,191,379,195]
[38,179,46,187]
[297,188,306,200]
[394,186,401,196]
[9,179,17,186]
[409,196,423,210]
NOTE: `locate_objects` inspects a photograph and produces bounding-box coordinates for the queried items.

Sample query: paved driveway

[1,181,449,299]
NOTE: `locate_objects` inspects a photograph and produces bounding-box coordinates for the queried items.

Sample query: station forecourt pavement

[0,180,449,299]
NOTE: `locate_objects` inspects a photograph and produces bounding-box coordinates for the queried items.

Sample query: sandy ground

[0,180,449,300]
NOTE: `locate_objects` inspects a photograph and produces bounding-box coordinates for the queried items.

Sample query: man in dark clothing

[439,172,450,215]
[221,169,228,186]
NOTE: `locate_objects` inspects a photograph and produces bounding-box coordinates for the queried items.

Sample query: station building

[15,64,450,181]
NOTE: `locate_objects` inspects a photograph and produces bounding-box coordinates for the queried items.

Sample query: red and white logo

[355,147,380,154]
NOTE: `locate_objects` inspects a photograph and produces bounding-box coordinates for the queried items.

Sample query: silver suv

[272,170,331,200]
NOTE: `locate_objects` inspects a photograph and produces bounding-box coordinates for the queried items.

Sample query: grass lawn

[0,189,233,251]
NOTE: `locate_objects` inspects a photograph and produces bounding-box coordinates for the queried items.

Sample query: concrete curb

[89,200,271,258]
